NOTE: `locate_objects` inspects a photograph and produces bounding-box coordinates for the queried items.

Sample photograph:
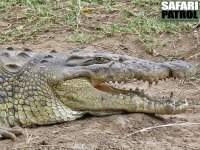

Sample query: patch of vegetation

[0,0,195,45]
[0,0,77,41]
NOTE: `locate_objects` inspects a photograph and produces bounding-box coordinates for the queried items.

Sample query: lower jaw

[94,84,188,112]
[60,77,188,115]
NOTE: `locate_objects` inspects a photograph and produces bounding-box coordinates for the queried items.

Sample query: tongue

[95,84,122,94]
[91,78,104,86]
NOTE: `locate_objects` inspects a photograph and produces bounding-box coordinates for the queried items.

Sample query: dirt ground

[0,29,199,150]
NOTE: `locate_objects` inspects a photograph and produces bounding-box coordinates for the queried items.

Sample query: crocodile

[0,47,196,139]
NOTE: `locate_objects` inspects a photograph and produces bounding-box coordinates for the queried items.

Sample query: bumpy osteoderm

[0,47,196,131]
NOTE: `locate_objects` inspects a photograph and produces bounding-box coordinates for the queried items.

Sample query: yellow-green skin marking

[0,47,196,127]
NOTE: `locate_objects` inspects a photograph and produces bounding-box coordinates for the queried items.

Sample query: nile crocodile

[0,47,196,139]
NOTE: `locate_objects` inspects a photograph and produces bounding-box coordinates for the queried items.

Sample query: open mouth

[57,76,188,115]
[90,77,175,101]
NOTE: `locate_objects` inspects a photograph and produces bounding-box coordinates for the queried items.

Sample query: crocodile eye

[94,57,110,64]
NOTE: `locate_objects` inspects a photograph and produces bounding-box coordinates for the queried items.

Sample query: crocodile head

[48,49,196,115]
[0,48,196,126]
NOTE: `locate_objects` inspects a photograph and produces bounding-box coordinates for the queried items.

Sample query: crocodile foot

[0,126,23,140]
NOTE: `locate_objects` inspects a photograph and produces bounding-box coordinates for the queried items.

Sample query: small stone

[52,130,59,134]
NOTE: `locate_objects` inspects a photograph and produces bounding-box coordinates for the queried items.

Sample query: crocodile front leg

[0,125,23,140]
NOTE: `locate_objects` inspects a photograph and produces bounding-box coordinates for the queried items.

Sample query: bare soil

[0,5,200,149]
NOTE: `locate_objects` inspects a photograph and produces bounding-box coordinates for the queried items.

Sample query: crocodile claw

[0,126,23,140]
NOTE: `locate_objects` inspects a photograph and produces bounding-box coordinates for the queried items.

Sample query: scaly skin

[0,47,196,139]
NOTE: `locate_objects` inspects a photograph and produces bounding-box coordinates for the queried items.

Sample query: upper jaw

[91,59,196,86]
[89,61,195,102]
[62,53,196,86]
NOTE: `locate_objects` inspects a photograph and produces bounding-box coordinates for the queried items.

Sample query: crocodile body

[0,47,196,130]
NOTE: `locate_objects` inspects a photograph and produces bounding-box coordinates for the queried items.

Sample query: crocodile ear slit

[3,64,20,72]
[4,64,19,68]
